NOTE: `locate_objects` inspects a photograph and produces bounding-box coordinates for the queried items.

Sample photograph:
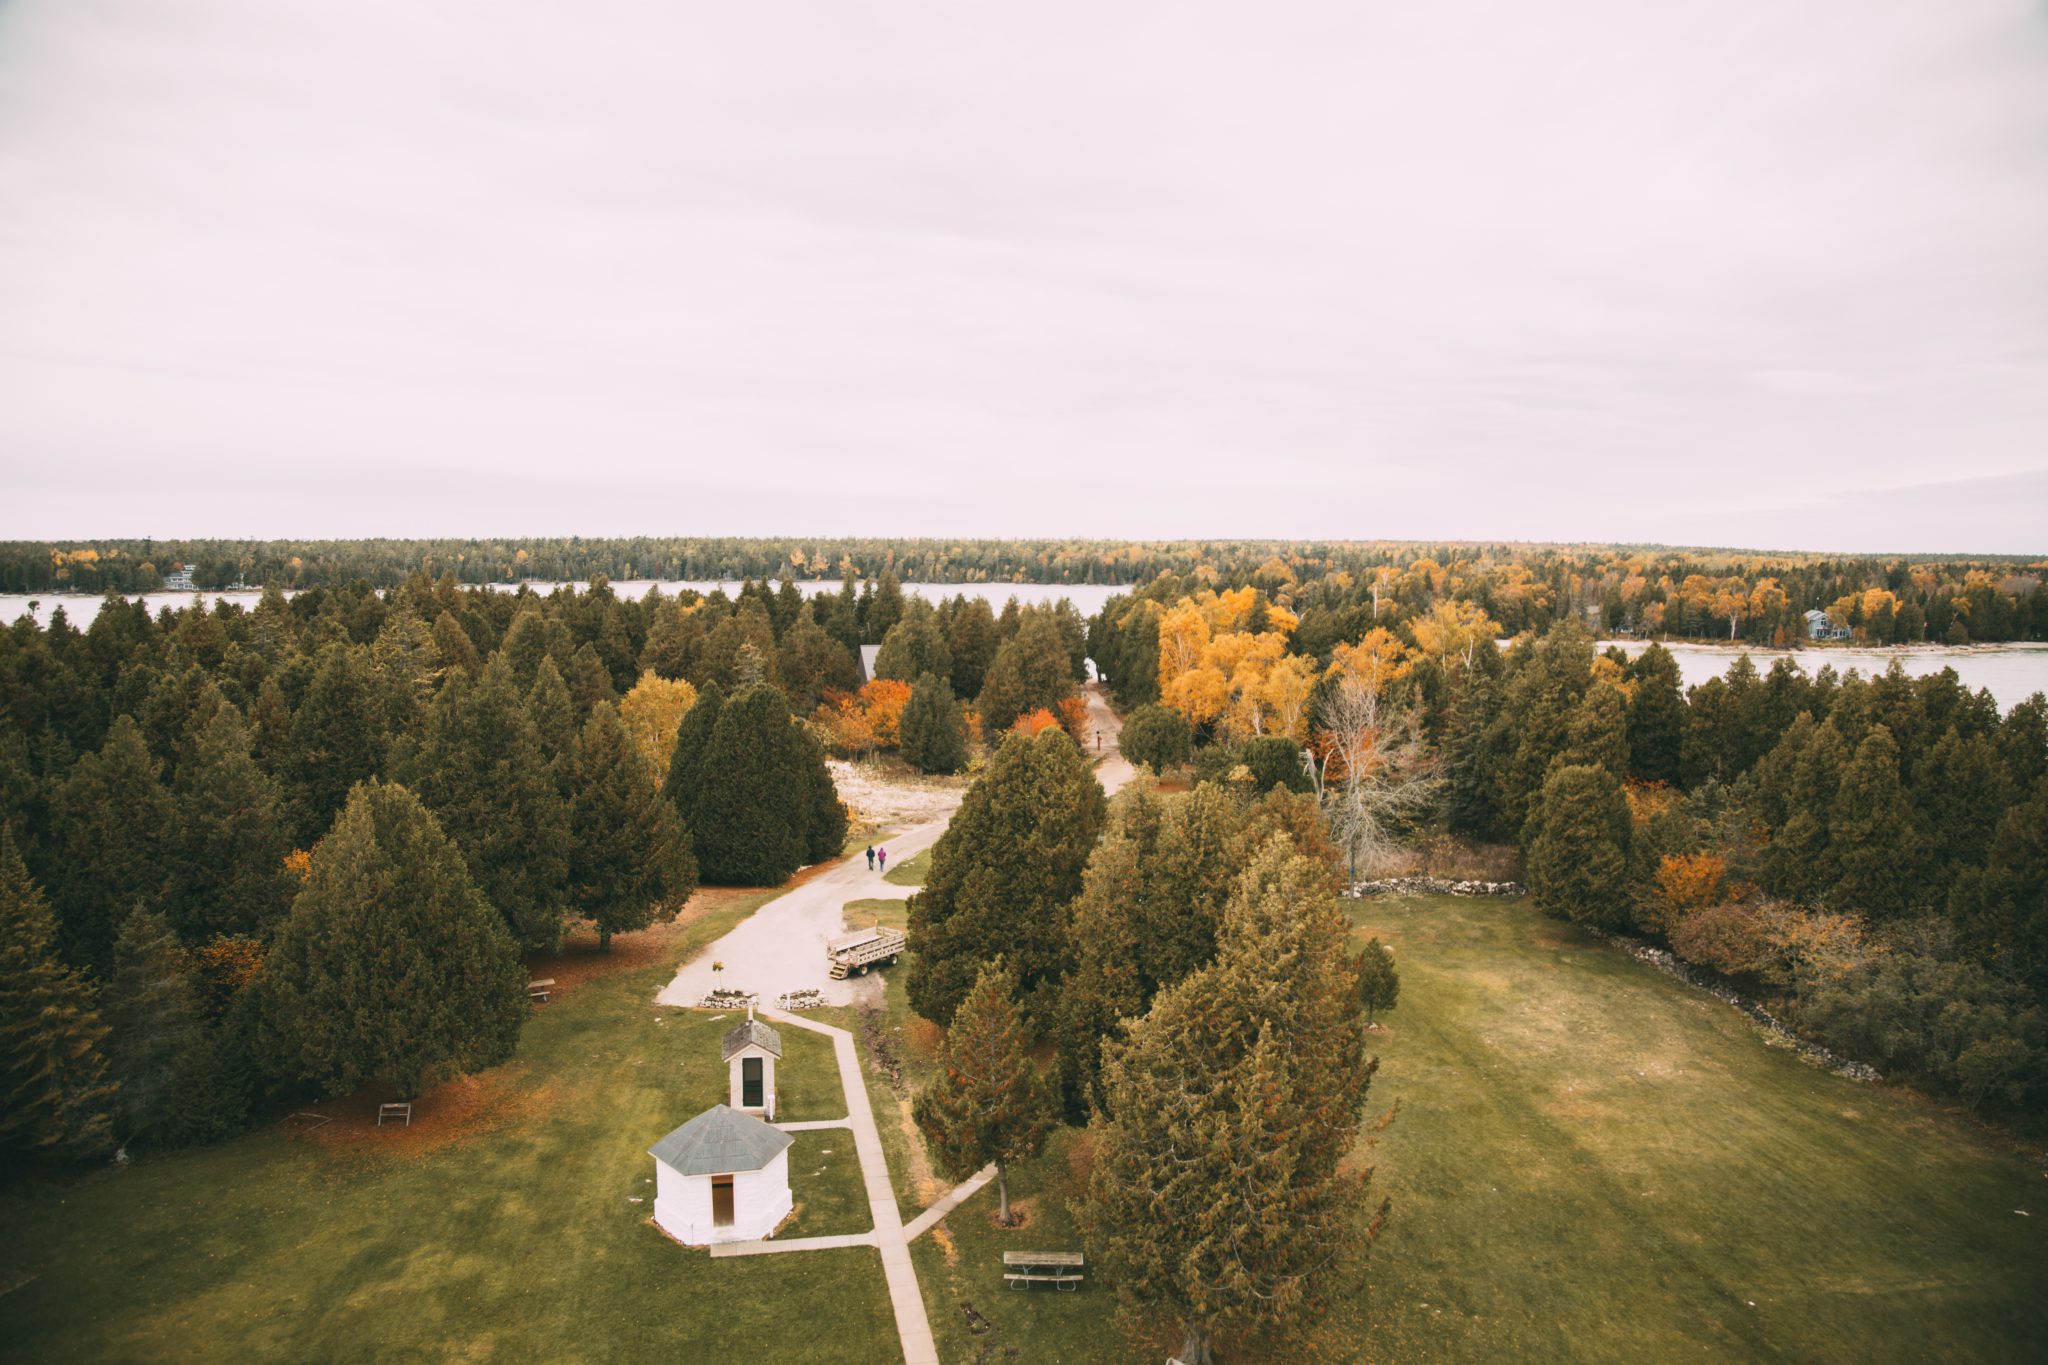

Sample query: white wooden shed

[649,1104,793,1245]
[722,1013,782,1120]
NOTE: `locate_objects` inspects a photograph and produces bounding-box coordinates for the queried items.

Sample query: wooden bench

[1002,1250,1084,1291]
[527,978,555,1003]
[377,1102,412,1127]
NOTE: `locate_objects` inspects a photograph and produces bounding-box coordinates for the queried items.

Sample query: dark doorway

[742,1056,763,1109]
[712,1176,735,1228]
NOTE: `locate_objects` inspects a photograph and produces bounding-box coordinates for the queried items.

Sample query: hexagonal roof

[649,1104,792,1176]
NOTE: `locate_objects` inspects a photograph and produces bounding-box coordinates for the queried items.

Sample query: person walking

[865,844,875,871]
[877,846,888,875]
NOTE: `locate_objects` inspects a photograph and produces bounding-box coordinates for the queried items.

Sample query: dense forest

[1089,576,2048,1114]
[0,570,1085,1163]
[6,538,2045,645]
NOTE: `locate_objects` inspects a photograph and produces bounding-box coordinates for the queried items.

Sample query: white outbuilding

[649,1104,794,1245]
[722,1013,782,1120]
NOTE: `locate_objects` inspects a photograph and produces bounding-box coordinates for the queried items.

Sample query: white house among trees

[722,1013,781,1119]
[649,1104,793,1244]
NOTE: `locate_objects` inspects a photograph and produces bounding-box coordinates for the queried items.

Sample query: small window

[742,1056,764,1108]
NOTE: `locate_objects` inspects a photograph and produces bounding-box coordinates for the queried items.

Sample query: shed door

[742,1056,763,1109]
[712,1176,735,1228]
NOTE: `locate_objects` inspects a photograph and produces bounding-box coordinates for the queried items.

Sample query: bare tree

[1309,674,1442,880]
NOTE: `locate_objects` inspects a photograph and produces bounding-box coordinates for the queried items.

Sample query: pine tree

[284,643,391,847]
[898,672,969,775]
[1949,777,2048,991]
[945,597,1001,698]
[1830,724,1911,918]
[1054,784,1246,1118]
[525,655,580,762]
[1355,937,1400,1023]
[690,683,814,885]
[867,569,906,643]
[105,905,204,1145]
[1559,684,1628,778]
[412,659,573,952]
[874,606,952,686]
[662,681,725,826]
[1077,840,1374,1365]
[1759,719,1847,901]
[798,725,848,863]
[0,831,114,1162]
[1119,703,1193,774]
[164,703,293,943]
[50,714,173,975]
[776,604,860,713]
[912,960,1053,1225]
[907,729,1106,1028]
[250,781,526,1098]
[1524,763,1632,930]
[975,614,1076,737]
[565,705,696,947]
[1912,728,2015,901]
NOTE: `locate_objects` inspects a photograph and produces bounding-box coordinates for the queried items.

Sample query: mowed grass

[867,895,2048,1364]
[1348,895,2046,1364]
[0,894,898,1364]
[882,848,928,887]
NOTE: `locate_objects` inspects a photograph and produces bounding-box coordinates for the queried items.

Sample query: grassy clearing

[0,896,897,1364]
[1345,894,2046,1364]
[882,848,928,886]
[863,894,2048,1364]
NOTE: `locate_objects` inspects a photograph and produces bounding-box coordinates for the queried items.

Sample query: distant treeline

[7,538,2044,644]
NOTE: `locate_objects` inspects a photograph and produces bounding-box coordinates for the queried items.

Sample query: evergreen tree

[1949,777,2048,992]
[799,724,848,863]
[776,604,860,713]
[1626,644,1686,784]
[1830,724,1911,918]
[912,959,1053,1225]
[565,705,696,948]
[662,681,725,826]
[975,614,1076,736]
[284,643,391,846]
[50,714,173,975]
[250,781,526,1098]
[874,606,952,685]
[867,569,906,643]
[898,672,969,775]
[1524,763,1632,930]
[691,683,814,885]
[1757,718,1847,901]
[907,729,1106,1028]
[1912,728,2015,901]
[1558,684,1629,778]
[105,905,203,1146]
[1078,840,1373,1365]
[412,659,573,952]
[639,599,706,681]
[431,610,480,676]
[164,703,293,943]
[525,655,579,762]
[1239,735,1312,793]
[1119,702,1193,774]
[1054,784,1246,1118]
[945,597,1000,698]
[564,641,617,713]
[0,831,114,1162]
[1355,937,1400,1023]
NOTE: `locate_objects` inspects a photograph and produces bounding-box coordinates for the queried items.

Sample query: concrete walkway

[655,814,955,1009]
[903,1162,997,1242]
[761,1007,939,1365]
[709,1230,876,1257]
[775,1118,851,1132]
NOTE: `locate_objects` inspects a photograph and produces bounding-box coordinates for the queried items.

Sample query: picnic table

[377,1102,412,1127]
[527,978,555,1003]
[1002,1250,1084,1291]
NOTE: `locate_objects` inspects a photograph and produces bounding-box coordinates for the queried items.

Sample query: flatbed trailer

[828,926,906,979]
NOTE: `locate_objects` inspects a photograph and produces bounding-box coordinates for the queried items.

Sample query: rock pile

[1344,876,1524,899]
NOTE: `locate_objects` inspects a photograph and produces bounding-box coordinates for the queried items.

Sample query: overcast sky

[1,1,2044,553]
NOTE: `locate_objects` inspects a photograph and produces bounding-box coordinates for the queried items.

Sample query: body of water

[0,579,1127,631]
[1601,640,2048,713]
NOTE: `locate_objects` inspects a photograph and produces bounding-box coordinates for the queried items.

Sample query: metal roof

[720,1018,782,1061]
[648,1104,792,1176]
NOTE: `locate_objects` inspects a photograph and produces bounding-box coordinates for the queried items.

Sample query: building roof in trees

[720,1018,782,1061]
[648,1104,792,1176]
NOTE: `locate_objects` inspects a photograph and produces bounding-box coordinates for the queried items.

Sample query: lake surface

[0,579,1127,630]
[1600,640,2048,713]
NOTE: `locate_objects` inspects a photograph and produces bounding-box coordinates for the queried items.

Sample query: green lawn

[882,848,928,887]
[879,895,2048,1364]
[0,901,897,1364]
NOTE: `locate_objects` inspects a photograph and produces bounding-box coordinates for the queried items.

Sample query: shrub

[1120,703,1192,774]
[1668,903,1775,977]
